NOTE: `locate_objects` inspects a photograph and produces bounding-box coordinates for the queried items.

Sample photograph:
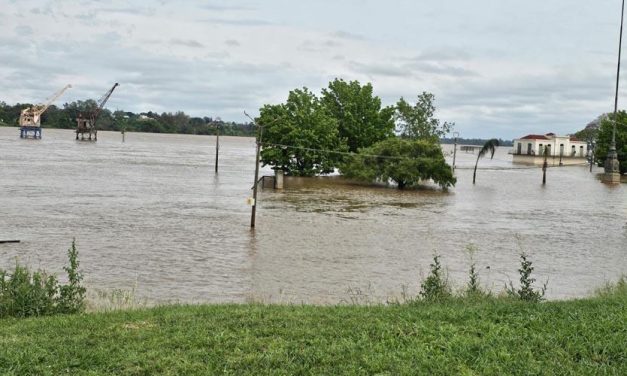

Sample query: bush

[0,239,86,318]
[507,253,547,302]
[419,255,451,301]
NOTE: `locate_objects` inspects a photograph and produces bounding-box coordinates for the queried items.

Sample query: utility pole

[452,132,459,171]
[245,111,262,229]
[244,112,282,228]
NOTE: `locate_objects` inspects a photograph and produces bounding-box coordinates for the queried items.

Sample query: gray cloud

[199,17,274,27]
[331,30,367,41]
[14,25,33,36]
[348,61,408,78]
[225,39,240,47]
[349,59,477,79]
[170,38,204,48]
[199,4,253,12]
[95,6,156,16]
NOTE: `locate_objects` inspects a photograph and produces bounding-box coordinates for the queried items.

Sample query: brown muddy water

[1,127,625,304]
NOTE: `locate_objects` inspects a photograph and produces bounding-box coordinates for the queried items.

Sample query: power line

[260,142,589,171]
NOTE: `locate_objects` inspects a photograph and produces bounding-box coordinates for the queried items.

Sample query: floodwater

[1,127,625,304]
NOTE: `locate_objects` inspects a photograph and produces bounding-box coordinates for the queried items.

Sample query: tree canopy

[396,92,453,141]
[258,88,346,176]
[340,137,456,189]
[321,79,395,153]
[257,80,457,188]
[595,111,627,174]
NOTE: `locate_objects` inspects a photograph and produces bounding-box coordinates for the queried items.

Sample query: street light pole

[604,0,624,183]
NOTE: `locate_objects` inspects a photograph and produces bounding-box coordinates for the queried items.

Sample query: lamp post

[604,0,624,183]
[588,139,596,172]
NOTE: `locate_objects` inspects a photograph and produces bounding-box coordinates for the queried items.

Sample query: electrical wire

[258,141,592,171]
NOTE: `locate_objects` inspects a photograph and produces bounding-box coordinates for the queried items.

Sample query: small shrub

[0,265,58,317]
[419,255,451,301]
[507,253,547,302]
[0,239,86,318]
[463,244,486,297]
[57,239,86,314]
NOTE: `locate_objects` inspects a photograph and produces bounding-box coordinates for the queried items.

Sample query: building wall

[513,137,589,158]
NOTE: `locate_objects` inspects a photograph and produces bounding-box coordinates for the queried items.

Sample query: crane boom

[91,83,119,128]
[19,84,72,126]
[75,83,119,142]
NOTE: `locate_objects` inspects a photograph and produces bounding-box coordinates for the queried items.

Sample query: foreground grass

[1,292,626,375]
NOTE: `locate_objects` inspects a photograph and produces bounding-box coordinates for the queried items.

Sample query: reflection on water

[0,128,625,303]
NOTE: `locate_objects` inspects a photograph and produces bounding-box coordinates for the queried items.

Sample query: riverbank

[1,286,625,375]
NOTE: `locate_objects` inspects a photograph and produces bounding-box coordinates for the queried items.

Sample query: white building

[512,133,590,166]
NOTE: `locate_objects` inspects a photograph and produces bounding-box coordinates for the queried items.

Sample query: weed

[419,255,451,301]
[0,239,86,318]
[594,276,627,298]
[507,253,547,302]
[57,239,86,314]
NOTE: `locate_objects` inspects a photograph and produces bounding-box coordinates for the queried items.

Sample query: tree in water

[340,137,456,190]
[395,93,454,141]
[473,139,500,184]
[595,111,627,174]
[321,78,395,154]
[258,87,346,176]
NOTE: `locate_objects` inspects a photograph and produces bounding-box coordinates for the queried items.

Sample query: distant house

[512,133,590,166]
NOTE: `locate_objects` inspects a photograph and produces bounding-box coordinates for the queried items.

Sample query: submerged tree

[340,137,456,189]
[595,111,627,174]
[258,88,346,176]
[473,138,500,184]
[321,78,395,153]
[395,92,454,141]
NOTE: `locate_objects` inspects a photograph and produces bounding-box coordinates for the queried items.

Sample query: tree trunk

[473,155,480,184]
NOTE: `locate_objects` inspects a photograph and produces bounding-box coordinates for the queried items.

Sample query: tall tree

[473,139,500,184]
[396,92,453,141]
[258,88,346,176]
[340,137,456,189]
[321,79,395,153]
[595,111,627,174]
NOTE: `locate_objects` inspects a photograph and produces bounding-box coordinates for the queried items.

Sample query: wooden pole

[215,123,220,174]
[250,121,263,228]
[452,132,459,171]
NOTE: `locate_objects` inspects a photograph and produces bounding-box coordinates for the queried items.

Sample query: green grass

[1,290,625,375]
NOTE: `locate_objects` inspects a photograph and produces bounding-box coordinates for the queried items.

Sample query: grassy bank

[1,290,625,375]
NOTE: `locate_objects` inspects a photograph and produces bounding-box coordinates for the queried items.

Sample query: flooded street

[1,127,625,303]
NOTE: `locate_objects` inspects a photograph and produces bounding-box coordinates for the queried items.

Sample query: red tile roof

[520,134,549,140]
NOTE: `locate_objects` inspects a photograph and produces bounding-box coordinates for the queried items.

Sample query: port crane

[76,83,119,141]
[19,84,72,138]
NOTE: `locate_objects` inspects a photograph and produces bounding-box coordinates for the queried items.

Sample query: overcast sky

[0,0,625,138]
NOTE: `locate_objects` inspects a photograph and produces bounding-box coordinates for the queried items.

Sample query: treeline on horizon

[1,99,513,145]
[0,100,255,136]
